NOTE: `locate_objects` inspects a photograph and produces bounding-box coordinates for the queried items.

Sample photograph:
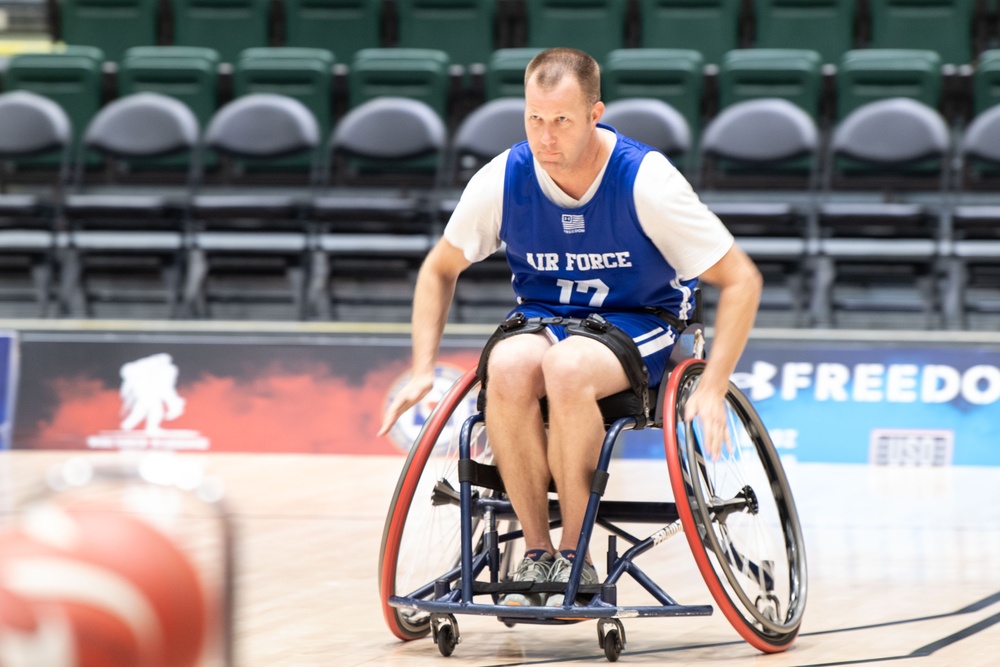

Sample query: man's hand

[377,370,436,437]
[682,380,732,460]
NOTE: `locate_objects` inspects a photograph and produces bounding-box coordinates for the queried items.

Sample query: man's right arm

[377,238,471,436]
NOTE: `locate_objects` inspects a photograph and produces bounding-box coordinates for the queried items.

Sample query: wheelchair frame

[380,326,807,661]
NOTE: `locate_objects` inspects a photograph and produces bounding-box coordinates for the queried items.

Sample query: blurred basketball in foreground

[0,501,209,667]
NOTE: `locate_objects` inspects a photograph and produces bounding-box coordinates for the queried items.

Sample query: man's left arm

[685,244,763,457]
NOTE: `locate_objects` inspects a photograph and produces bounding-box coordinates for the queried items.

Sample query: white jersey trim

[443,130,734,281]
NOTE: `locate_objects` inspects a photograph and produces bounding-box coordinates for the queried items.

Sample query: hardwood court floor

[3,450,1000,667]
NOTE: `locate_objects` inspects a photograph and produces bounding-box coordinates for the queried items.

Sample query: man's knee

[541,338,613,400]
[486,334,548,397]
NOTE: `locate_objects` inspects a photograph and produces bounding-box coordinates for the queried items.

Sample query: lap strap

[475,312,653,428]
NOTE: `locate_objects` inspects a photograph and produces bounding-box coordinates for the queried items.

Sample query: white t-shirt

[444,128,733,281]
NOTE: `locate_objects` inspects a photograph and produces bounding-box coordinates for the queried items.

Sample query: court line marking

[464,589,1000,667]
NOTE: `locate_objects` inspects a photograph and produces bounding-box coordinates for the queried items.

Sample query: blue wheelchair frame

[386,327,713,655]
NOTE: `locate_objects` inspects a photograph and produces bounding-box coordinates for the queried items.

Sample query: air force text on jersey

[525,251,634,272]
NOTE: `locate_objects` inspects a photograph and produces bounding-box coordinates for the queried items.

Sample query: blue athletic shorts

[507,303,678,388]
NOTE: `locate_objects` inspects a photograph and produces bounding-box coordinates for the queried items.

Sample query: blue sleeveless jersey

[501,124,697,319]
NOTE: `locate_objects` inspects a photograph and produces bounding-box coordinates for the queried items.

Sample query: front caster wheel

[436,624,457,657]
[603,628,623,662]
[597,618,627,662]
[431,614,460,657]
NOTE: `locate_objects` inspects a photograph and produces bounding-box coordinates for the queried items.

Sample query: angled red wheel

[379,369,517,640]
[663,358,808,652]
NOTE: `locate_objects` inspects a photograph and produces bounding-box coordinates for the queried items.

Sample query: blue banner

[621,341,1000,466]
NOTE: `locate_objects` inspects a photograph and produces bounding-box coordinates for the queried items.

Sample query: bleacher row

[22,0,1000,135]
[44,0,1000,68]
[0,1,998,327]
[2,45,1000,162]
[1,64,1000,328]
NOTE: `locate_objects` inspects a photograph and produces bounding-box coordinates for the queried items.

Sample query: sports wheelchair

[379,320,807,662]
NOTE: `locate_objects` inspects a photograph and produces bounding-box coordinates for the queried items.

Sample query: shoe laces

[551,556,597,584]
[549,556,573,582]
[514,556,550,582]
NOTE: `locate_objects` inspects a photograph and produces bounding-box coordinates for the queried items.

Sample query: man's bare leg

[486,333,556,554]
[542,337,630,555]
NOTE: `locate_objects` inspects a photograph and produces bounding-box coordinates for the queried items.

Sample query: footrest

[472,581,603,595]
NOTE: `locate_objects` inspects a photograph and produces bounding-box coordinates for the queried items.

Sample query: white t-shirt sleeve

[443,150,508,263]
[633,152,734,281]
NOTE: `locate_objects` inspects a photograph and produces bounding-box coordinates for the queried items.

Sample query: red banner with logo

[14,334,484,455]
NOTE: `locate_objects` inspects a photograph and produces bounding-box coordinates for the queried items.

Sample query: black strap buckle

[500,311,527,331]
[583,313,611,333]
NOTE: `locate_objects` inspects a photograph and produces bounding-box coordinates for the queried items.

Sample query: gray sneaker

[546,554,599,607]
[500,552,554,607]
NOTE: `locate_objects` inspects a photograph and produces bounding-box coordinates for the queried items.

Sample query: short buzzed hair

[524,48,601,106]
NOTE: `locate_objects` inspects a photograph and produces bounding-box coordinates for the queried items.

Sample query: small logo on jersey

[561,214,585,234]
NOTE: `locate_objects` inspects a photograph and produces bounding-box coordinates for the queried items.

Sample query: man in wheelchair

[380,48,762,609]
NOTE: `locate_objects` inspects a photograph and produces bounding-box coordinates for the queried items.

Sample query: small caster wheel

[597,618,627,663]
[436,622,457,657]
[603,628,623,662]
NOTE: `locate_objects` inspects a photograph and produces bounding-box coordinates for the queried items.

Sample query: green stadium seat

[348,48,451,116]
[636,0,742,66]
[718,49,823,118]
[602,49,704,138]
[814,98,949,327]
[3,48,105,168]
[0,91,72,314]
[346,49,450,175]
[59,92,199,317]
[119,46,220,126]
[698,99,820,324]
[170,0,270,64]
[484,47,541,100]
[236,48,333,130]
[867,0,978,66]
[58,0,159,63]
[523,0,627,59]
[184,94,322,319]
[836,49,942,120]
[396,0,498,67]
[948,106,1000,326]
[960,100,1000,188]
[601,48,703,170]
[234,47,334,170]
[118,47,219,170]
[282,0,381,62]
[974,50,1000,116]
[308,97,446,319]
[752,0,855,65]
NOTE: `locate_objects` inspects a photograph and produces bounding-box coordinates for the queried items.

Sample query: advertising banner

[732,342,1000,467]
[11,332,1000,465]
[622,341,1000,467]
[13,333,483,456]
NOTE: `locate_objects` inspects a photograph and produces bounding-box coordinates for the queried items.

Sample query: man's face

[524,74,603,177]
